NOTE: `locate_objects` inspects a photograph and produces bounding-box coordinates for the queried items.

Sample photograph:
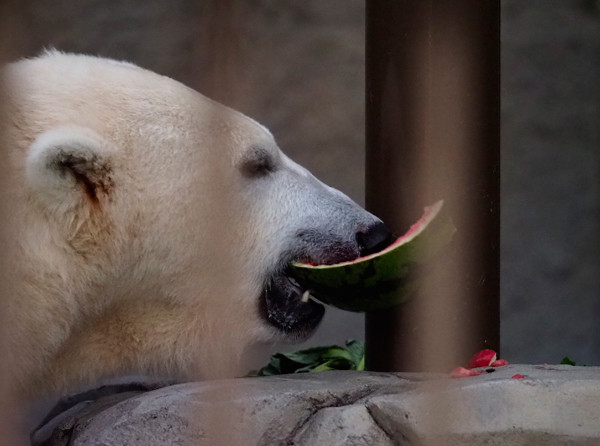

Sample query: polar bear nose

[356,221,392,256]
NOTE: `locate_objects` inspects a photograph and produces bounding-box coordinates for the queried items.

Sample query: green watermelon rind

[291,200,455,312]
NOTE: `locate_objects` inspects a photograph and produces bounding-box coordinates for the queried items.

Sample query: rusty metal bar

[365,0,500,372]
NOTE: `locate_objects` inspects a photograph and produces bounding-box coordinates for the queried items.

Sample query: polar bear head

[1,51,389,396]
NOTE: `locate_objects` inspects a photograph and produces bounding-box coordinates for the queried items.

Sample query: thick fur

[1,51,383,397]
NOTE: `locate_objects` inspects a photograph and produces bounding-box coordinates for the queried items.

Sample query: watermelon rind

[291,200,455,312]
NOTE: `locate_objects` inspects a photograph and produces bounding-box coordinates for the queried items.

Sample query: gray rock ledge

[34,364,600,445]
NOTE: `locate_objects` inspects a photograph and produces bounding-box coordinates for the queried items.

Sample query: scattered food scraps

[467,349,497,368]
[451,367,483,378]
[491,359,509,367]
[450,349,511,378]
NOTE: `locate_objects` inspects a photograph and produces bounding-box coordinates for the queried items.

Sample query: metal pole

[365,0,500,372]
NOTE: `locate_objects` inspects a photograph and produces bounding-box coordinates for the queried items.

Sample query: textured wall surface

[501,0,599,364]
[4,0,599,367]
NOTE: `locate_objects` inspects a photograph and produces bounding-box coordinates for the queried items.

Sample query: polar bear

[0,51,389,398]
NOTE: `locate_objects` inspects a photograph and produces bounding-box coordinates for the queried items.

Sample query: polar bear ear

[26,126,115,207]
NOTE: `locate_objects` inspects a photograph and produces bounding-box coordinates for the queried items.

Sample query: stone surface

[33,366,600,445]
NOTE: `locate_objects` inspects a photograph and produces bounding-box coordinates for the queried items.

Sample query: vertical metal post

[365,0,500,372]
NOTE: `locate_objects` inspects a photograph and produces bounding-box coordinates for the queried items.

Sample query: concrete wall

[501,0,599,364]
[4,0,599,366]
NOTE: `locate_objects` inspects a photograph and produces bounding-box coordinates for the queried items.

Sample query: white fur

[1,51,381,398]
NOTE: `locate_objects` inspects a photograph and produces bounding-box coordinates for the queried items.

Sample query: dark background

[4,0,599,366]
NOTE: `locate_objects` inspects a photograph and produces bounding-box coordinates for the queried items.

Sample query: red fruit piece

[491,359,509,367]
[451,367,483,378]
[467,349,497,369]
[512,374,525,379]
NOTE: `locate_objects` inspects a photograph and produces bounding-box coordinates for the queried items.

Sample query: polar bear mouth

[260,270,325,339]
[258,222,391,338]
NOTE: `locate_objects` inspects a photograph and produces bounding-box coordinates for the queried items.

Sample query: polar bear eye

[240,146,276,178]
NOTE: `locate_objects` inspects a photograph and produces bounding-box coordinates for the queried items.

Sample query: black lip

[260,272,325,339]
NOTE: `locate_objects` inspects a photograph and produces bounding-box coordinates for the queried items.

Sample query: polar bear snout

[294,220,392,265]
[356,221,392,257]
[290,212,391,267]
[259,185,391,339]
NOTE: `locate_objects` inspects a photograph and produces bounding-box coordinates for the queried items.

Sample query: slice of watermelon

[291,200,455,312]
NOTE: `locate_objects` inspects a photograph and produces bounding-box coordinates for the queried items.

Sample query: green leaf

[560,356,576,366]
[321,346,353,361]
[345,340,365,368]
[357,354,365,371]
[251,340,367,376]
[314,358,351,372]
[282,345,342,365]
